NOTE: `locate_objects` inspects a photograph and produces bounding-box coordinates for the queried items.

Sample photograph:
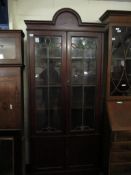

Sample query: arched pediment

[25,8,104,32]
[52,8,82,27]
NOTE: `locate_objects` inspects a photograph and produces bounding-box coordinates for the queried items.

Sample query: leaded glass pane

[70,36,97,131]
[34,36,62,132]
[111,26,131,96]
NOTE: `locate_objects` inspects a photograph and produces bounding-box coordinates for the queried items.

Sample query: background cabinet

[0,67,22,129]
[0,31,23,64]
[0,30,24,175]
[25,8,104,175]
[100,10,131,175]
[100,10,131,100]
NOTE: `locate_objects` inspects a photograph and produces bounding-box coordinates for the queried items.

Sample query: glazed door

[66,32,102,168]
[110,25,131,97]
[67,32,101,132]
[30,31,102,134]
[29,31,67,170]
[29,31,102,171]
[30,31,66,134]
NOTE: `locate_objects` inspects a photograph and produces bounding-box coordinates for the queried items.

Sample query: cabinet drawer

[112,132,131,142]
[110,152,131,162]
[110,162,131,175]
[112,142,131,152]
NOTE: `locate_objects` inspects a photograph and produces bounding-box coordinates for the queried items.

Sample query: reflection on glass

[0,138,14,175]
[83,60,96,84]
[72,61,83,84]
[35,36,62,132]
[71,37,96,85]
[71,37,97,131]
[38,60,61,85]
[0,38,16,59]
[71,37,96,59]
[71,60,96,85]
[111,26,131,96]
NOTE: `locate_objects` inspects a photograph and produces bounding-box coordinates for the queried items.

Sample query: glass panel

[35,88,47,107]
[72,87,82,108]
[72,61,83,84]
[84,86,95,107]
[84,109,95,128]
[83,60,96,85]
[71,109,95,131]
[36,60,61,85]
[0,38,16,59]
[35,36,62,132]
[70,36,97,131]
[71,37,96,59]
[0,138,14,175]
[36,87,62,131]
[111,26,131,96]
[71,109,82,130]
[72,87,95,108]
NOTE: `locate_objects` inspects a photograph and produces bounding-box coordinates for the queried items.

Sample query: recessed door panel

[0,67,21,129]
[0,137,14,175]
[31,136,65,170]
[67,134,100,167]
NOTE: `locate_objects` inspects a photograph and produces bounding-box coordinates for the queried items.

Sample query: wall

[8,0,131,33]
[8,0,131,164]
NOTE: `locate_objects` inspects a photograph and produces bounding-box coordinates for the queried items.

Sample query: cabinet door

[109,26,131,97]
[0,137,14,175]
[29,31,67,170]
[0,67,22,129]
[28,30,102,171]
[0,31,23,64]
[67,32,102,132]
[65,32,102,170]
[29,31,66,134]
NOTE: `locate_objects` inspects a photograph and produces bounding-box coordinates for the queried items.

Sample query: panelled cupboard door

[0,67,22,129]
